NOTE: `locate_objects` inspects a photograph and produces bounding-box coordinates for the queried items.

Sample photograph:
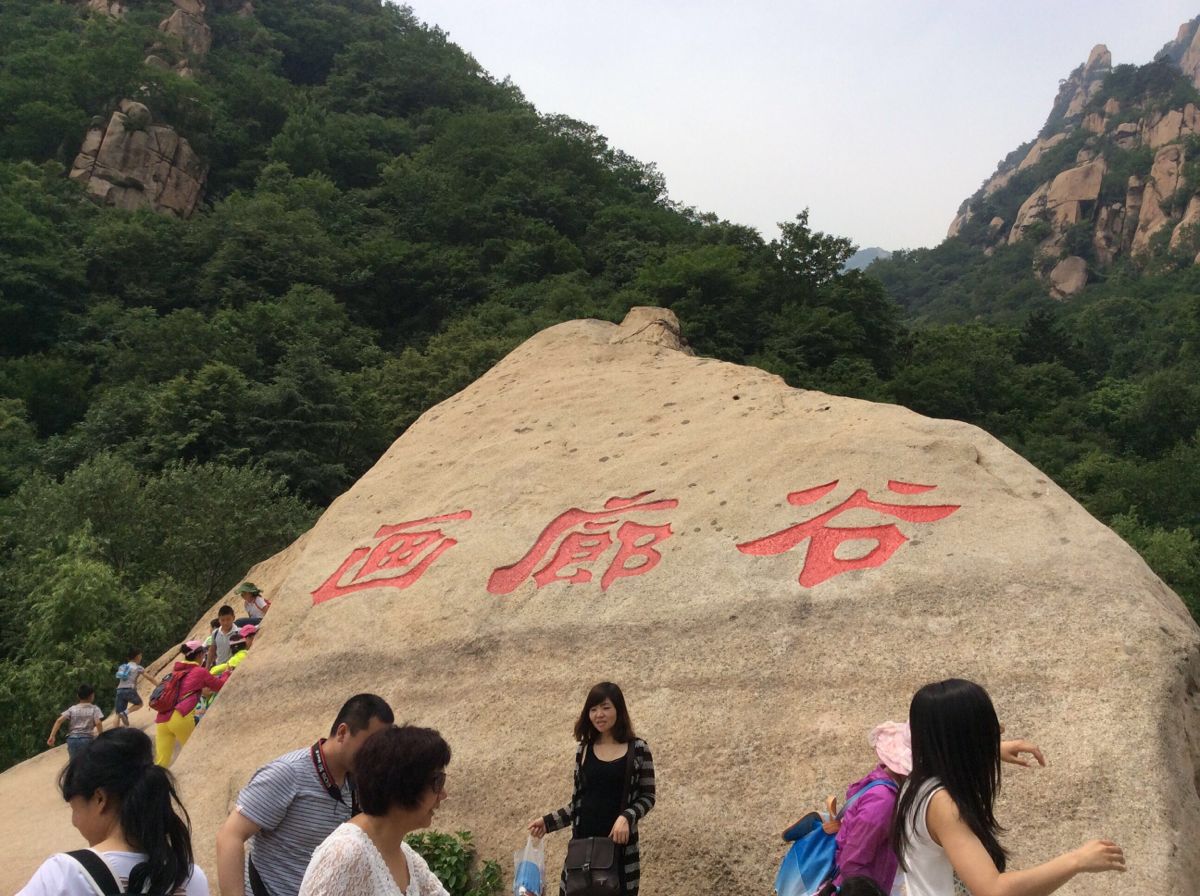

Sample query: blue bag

[774,778,898,896]
[512,835,545,896]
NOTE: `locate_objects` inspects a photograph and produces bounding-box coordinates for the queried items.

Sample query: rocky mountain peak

[947,18,1200,297]
[1157,15,1200,88]
[1042,43,1113,136]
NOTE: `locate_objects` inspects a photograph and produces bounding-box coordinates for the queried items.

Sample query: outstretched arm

[927,789,1124,896]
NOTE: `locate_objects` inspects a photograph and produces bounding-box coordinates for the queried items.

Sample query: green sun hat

[236,582,262,594]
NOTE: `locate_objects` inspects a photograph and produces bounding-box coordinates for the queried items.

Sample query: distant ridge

[844,246,891,271]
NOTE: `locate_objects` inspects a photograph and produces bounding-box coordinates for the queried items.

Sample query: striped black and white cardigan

[541,738,656,896]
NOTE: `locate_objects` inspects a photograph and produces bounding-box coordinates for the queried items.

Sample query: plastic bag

[513,835,545,896]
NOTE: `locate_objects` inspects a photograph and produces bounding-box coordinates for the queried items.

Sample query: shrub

[405,831,504,896]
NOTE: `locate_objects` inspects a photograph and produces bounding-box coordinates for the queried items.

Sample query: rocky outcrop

[1132,145,1184,255]
[1144,104,1200,149]
[69,100,207,218]
[157,0,213,68]
[1045,44,1112,127]
[1169,194,1200,253]
[82,0,126,15]
[1113,121,1140,149]
[1017,133,1067,171]
[1157,17,1200,90]
[947,206,972,239]
[1093,175,1144,266]
[607,306,694,354]
[1008,159,1106,246]
[1048,255,1088,298]
[981,167,1016,197]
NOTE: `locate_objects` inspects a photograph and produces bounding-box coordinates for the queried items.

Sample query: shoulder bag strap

[66,850,122,896]
[835,777,899,821]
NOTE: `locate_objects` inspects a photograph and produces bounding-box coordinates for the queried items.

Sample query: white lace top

[298,824,450,896]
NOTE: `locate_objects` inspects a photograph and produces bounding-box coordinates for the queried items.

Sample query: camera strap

[310,739,360,816]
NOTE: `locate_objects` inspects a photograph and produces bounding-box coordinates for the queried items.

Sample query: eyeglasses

[430,771,447,793]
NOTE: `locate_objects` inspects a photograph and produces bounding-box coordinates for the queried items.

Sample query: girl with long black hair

[528,681,656,896]
[18,727,208,895]
[892,678,1124,896]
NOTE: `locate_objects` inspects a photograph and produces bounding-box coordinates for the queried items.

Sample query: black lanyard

[310,739,360,816]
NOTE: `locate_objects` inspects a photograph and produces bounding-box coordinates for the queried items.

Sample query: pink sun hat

[239,624,258,637]
[869,720,912,776]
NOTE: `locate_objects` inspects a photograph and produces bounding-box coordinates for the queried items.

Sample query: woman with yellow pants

[153,640,226,767]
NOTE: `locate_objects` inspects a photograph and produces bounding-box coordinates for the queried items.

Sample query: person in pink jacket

[154,640,226,767]
[830,722,909,892]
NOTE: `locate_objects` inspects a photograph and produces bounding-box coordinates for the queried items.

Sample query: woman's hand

[999,739,1046,767]
[609,815,630,845]
[1072,839,1125,873]
[528,818,546,838]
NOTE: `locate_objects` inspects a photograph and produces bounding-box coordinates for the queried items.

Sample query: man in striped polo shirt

[215,693,395,896]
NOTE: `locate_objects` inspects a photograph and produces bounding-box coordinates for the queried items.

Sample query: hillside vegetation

[2,0,1198,770]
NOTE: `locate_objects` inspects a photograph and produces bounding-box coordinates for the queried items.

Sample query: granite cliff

[949,16,1200,296]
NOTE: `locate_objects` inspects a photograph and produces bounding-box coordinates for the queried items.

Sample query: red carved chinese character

[488,492,678,594]
[312,510,472,605]
[737,480,959,587]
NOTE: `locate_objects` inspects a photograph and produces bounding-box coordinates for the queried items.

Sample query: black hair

[180,642,205,661]
[217,605,235,617]
[59,728,193,895]
[839,877,886,896]
[127,647,142,661]
[209,618,219,630]
[355,725,451,814]
[77,683,96,701]
[330,693,394,736]
[573,681,636,744]
[892,678,1007,873]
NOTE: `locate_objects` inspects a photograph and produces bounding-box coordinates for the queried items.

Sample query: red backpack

[148,669,191,713]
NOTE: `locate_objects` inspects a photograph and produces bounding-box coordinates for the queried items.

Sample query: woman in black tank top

[528,682,657,896]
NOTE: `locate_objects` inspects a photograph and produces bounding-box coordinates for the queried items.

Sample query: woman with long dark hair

[892,678,1124,896]
[528,681,656,896]
[17,727,207,895]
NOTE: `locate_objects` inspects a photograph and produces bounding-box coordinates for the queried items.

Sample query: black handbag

[564,836,621,896]
[564,745,636,896]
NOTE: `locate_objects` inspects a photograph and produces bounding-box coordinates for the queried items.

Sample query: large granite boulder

[1009,159,1107,247]
[69,100,207,218]
[2,309,1198,895]
[159,0,212,63]
[1132,144,1185,256]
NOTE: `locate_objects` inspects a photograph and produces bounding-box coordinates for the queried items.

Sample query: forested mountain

[0,0,902,769]
[2,0,1199,771]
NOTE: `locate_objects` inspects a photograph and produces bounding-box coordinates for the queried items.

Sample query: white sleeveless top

[901,778,958,896]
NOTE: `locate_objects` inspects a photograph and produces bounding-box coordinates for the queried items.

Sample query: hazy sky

[408,1,1198,250]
